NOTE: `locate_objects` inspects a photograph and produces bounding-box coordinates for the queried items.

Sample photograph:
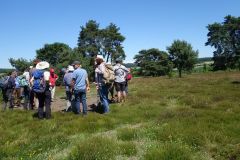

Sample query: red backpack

[126,73,132,81]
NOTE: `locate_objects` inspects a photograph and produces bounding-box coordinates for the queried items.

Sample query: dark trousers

[74,90,87,115]
[2,88,14,110]
[36,89,51,119]
[66,91,73,101]
[22,86,30,110]
[29,89,35,110]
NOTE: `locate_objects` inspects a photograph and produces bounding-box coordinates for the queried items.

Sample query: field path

[51,93,98,112]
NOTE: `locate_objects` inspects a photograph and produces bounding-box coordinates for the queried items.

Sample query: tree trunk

[179,69,182,78]
[106,53,110,63]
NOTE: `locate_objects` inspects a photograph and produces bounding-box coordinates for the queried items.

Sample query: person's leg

[99,85,109,113]
[45,90,52,119]
[121,82,127,102]
[74,90,80,114]
[37,93,44,119]
[80,91,87,115]
[29,89,35,110]
[51,86,56,100]
[16,88,21,106]
[125,81,128,95]
[23,86,30,110]
[2,89,8,111]
[8,89,14,109]
[114,82,121,103]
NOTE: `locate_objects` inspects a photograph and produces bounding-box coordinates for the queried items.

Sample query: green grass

[0,71,240,159]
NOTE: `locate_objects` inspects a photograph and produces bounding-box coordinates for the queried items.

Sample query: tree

[167,40,198,77]
[134,48,173,76]
[101,23,125,63]
[206,15,240,70]
[78,20,101,57]
[36,42,72,67]
[78,20,126,63]
[9,58,32,72]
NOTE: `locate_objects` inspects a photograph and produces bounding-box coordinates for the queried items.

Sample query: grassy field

[0,71,240,160]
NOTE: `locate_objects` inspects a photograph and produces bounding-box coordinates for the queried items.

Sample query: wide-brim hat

[36,61,50,70]
[96,55,104,60]
[68,65,74,71]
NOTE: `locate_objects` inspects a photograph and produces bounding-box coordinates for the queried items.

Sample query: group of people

[1,55,132,118]
[0,60,58,119]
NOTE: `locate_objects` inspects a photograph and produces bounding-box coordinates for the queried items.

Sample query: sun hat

[96,55,104,60]
[36,61,50,70]
[68,65,74,71]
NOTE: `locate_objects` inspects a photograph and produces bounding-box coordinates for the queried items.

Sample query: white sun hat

[68,65,74,71]
[36,61,50,70]
[96,55,104,60]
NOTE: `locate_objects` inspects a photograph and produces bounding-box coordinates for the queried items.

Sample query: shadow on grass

[232,81,240,84]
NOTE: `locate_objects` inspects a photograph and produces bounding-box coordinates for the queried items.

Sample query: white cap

[68,65,74,71]
[96,55,104,60]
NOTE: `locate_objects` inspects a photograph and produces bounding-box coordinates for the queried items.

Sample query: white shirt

[44,71,50,81]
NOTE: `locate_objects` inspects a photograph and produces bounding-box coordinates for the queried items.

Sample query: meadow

[0,71,240,160]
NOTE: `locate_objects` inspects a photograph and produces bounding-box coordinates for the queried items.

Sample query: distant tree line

[9,20,125,81]
[134,40,198,77]
[8,15,240,79]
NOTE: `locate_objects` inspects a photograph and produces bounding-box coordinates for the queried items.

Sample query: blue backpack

[32,70,46,93]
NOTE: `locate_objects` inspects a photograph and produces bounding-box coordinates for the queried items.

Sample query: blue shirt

[72,68,88,91]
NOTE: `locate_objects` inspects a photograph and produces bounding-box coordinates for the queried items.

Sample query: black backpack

[0,76,9,90]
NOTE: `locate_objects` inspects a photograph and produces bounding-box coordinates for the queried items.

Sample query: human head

[11,71,17,78]
[115,58,123,64]
[50,68,55,74]
[67,65,74,72]
[72,61,81,69]
[33,59,40,67]
[95,55,104,65]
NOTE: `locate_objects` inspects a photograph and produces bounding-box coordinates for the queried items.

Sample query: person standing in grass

[95,55,110,113]
[29,59,40,110]
[49,68,58,102]
[1,71,17,110]
[113,58,129,103]
[31,61,52,119]
[72,61,90,116]
[63,65,74,111]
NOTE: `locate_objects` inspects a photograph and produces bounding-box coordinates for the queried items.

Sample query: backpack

[0,76,9,90]
[19,76,29,87]
[103,64,115,84]
[32,70,46,93]
[126,73,132,81]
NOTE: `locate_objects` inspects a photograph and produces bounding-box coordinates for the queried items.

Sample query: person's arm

[86,77,90,92]
[71,72,76,91]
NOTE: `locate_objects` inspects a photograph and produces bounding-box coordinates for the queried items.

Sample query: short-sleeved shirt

[64,72,73,91]
[72,68,88,91]
[113,64,129,83]
[95,63,106,86]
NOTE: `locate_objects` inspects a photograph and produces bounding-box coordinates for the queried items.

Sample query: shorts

[114,82,126,92]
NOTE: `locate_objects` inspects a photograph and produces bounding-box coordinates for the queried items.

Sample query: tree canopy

[134,48,173,76]
[206,15,240,70]
[9,58,32,72]
[78,20,125,63]
[167,40,198,77]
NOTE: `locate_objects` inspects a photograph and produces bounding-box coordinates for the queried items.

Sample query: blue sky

[0,0,239,68]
